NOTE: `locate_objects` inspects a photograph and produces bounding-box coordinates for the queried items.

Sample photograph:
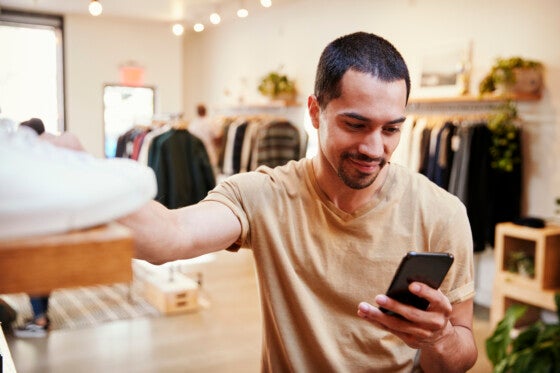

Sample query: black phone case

[381,252,454,316]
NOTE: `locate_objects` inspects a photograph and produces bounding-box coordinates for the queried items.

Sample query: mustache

[341,152,385,163]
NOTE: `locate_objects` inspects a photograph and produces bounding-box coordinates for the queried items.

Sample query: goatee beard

[338,152,386,190]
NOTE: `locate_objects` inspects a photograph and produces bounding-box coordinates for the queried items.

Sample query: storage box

[132,260,199,315]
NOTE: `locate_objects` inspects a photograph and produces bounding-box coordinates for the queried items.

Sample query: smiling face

[309,70,407,191]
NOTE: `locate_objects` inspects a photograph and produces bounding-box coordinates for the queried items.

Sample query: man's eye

[384,127,401,134]
[346,122,365,130]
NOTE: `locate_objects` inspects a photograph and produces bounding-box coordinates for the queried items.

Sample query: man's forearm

[119,199,242,265]
[119,200,191,264]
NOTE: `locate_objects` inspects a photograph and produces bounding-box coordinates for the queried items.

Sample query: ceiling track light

[209,12,221,25]
[172,23,184,36]
[260,0,272,7]
[88,0,102,16]
[193,23,205,32]
[237,7,249,18]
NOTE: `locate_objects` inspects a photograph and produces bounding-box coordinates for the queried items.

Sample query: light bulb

[237,8,249,18]
[88,0,102,16]
[172,23,184,36]
[209,12,221,25]
[260,0,272,7]
[193,23,205,32]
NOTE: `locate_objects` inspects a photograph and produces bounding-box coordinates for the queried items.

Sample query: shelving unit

[407,92,541,113]
[490,222,560,327]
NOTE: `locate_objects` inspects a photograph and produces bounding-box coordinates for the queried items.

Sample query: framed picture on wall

[412,40,472,98]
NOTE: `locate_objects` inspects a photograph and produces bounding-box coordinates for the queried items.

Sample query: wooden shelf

[408,92,541,105]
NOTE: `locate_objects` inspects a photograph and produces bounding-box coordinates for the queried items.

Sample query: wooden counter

[0,223,133,295]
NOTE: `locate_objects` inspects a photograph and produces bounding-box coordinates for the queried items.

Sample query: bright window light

[0,24,63,133]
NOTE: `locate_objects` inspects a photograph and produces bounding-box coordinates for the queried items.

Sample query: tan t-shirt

[203,158,474,372]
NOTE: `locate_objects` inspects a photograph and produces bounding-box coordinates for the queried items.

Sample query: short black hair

[20,118,45,135]
[314,32,410,109]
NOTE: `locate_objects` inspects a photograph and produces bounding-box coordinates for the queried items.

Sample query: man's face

[310,70,407,190]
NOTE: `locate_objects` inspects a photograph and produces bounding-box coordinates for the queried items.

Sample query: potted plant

[258,69,297,104]
[479,56,543,96]
[487,101,521,172]
[486,293,560,373]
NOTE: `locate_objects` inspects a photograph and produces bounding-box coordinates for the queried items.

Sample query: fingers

[40,132,86,152]
[358,298,453,350]
[408,282,452,318]
[357,282,453,347]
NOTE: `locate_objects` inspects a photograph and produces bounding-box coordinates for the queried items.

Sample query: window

[0,10,64,133]
[103,85,155,158]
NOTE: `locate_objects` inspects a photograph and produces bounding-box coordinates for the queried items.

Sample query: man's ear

[307,95,321,129]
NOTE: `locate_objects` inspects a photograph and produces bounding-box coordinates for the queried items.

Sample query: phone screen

[380,251,454,317]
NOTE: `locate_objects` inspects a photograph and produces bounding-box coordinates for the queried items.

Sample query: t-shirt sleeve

[435,201,476,304]
[201,174,252,251]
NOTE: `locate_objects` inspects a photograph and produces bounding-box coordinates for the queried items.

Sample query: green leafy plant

[258,69,296,99]
[486,293,560,373]
[487,101,521,172]
[479,56,543,95]
[506,251,535,278]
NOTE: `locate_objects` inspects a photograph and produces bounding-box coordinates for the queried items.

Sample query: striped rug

[1,283,160,330]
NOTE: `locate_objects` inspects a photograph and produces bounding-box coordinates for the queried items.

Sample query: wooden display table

[490,222,560,327]
[0,223,133,295]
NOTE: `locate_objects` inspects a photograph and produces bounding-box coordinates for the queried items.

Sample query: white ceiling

[0,0,288,25]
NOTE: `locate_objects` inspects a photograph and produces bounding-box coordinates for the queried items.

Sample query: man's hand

[357,282,453,349]
[357,282,477,372]
[40,132,85,152]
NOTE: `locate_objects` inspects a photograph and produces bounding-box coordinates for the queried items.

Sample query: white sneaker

[0,127,157,239]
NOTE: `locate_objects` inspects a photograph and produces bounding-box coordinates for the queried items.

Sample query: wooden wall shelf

[408,92,541,105]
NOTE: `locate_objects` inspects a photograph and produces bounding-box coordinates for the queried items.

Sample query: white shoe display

[0,127,157,239]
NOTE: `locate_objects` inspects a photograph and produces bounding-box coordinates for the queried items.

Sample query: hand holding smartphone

[380,251,454,317]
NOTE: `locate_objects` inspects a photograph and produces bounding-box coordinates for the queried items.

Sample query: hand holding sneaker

[0,127,157,239]
[40,131,85,152]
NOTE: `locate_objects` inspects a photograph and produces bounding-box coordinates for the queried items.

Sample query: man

[188,103,222,172]
[68,32,478,371]
[14,118,52,338]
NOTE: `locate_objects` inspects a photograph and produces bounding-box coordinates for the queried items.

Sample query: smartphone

[380,251,454,317]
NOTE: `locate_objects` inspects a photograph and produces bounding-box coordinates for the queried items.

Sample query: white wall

[64,15,183,157]
[183,0,560,219]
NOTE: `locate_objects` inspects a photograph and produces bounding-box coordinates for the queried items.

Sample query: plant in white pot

[258,69,297,104]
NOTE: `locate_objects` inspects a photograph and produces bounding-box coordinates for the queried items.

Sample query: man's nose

[357,130,383,158]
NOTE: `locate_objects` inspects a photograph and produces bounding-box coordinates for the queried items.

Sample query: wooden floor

[6,250,493,373]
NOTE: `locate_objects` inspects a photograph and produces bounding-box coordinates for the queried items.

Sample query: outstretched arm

[119,200,242,264]
[38,131,242,265]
